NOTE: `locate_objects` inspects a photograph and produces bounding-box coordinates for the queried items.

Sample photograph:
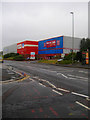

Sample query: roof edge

[38,35,64,41]
[17,39,38,43]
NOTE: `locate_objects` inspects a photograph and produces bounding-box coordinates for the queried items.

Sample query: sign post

[30,52,35,60]
[61,54,65,58]
[86,49,89,64]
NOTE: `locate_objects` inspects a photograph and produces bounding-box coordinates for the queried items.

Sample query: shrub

[4,53,19,58]
[57,60,72,64]
[38,60,57,64]
[13,55,25,61]
[6,57,14,60]
[64,53,77,61]
[75,52,82,62]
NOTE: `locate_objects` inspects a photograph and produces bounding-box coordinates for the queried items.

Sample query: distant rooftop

[17,39,38,43]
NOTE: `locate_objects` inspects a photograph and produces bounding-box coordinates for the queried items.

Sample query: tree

[80,38,90,64]
[76,52,82,62]
[80,38,90,52]
[64,52,77,61]
[14,55,25,61]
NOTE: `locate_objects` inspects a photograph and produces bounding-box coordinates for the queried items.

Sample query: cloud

[2,2,88,49]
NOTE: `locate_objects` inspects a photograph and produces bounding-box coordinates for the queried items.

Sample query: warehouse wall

[17,40,38,55]
[3,43,17,55]
[38,36,63,55]
[63,36,81,54]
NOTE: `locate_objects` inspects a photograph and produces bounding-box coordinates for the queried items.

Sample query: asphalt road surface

[2,60,89,119]
[1,64,20,81]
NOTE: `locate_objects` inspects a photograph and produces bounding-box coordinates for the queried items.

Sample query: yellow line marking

[16,75,30,82]
[69,113,73,116]
[76,101,90,110]
[1,75,30,84]
[11,70,23,77]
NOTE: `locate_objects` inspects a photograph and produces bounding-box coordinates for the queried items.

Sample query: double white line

[76,101,90,110]
[72,92,89,98]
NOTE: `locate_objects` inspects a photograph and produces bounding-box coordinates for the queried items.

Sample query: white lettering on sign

[17,43,24,49]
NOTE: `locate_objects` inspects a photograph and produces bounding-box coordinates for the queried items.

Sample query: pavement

[0,64,24,83]
[36,61,90,69]
[56,63,90,69]
[2,65,21,81]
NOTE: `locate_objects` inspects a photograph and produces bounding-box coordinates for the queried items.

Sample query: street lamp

[70,12,74,64]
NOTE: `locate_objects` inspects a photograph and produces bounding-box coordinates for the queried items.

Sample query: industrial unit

[3,43,17,55]
[38,36,81,59]
[17,40,38,59]
[3,35,81,59]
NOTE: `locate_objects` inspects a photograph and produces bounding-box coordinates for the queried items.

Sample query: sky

[0,1,89,51]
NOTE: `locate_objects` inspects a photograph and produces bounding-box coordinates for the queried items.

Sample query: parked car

[57,59,63,62]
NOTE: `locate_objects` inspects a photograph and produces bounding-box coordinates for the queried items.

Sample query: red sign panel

[30,52,35,59]
[46,40,56,48]
[44,43,46,47]
[57,40,60,46]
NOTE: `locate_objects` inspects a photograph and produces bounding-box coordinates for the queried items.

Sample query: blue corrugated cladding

[38,36,63,54]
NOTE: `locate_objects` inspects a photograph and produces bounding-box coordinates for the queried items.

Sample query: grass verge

[38,59,78,65]
[38,60,57,64]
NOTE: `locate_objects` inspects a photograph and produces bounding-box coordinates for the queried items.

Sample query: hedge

[13,55,25,61]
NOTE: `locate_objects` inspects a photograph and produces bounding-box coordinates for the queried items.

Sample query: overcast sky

[0,1,89,51]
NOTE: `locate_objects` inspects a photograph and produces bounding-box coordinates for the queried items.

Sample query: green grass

[38,59,57,64]
[38,59,77,65]
[5,57,14,60]
[57,60,73,64]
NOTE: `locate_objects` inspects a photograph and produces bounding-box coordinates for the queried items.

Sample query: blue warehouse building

[38,35,81,59]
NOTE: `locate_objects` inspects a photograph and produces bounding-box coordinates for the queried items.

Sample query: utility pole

[70,12,74,64]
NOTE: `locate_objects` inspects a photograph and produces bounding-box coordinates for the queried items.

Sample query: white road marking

[68,74,88,80]
[39,83,46,87]
[31,76,88,99]
[68,77,77,80]
[68,77,87,81]
[79,71,88,74]
[52,89,63,95]
[60,73,68,78]
[29,78,34,81]
[76,101,90,110]
[11,70,23,76]
[57,73,68,78]
[39,79,46,82]
[38,78,70,93]
[33,76,39,79]
[39,79,70,93]
[72,92,89,98]
[86,97,90,101]
[57,88,70,92]
[32,77,71,93]
[46,81,56,88]
[41,69,57,73]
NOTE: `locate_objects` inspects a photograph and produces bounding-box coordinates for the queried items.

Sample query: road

[2,60,89,118]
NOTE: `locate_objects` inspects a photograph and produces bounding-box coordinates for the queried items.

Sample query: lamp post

[70,12,74,64]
